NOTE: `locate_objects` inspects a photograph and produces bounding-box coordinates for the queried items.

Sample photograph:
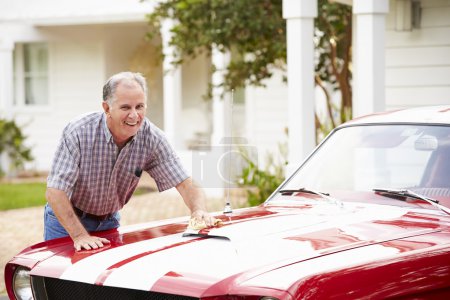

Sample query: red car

[5,106,450,299]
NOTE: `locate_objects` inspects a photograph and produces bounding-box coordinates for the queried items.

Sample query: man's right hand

[46,188,111,251]
[73,234,111,251]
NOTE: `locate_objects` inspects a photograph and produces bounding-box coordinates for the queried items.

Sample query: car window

[282,125,450,199]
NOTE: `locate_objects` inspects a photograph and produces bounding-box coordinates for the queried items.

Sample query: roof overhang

[31,13,148,27]
[0,0,156,27]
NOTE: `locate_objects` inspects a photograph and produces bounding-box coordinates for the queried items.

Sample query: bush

[238,138,288,206]
[0,118,33,177]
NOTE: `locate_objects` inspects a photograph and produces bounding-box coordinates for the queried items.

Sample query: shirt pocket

[114,169,142,203]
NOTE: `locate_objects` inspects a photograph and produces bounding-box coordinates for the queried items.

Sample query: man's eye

[121,107,130,111]
[137,105,146,110]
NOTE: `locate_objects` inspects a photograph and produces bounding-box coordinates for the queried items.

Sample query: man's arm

[176,178,216,227]
[46,188,110,251]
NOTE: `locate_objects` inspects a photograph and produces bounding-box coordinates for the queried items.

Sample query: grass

[0,182,47,210]
[0,182,156,211]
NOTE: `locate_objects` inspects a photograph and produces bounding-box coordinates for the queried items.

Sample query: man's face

[103,80,147,145]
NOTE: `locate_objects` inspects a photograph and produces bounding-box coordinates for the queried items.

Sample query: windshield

[279,124,450,208]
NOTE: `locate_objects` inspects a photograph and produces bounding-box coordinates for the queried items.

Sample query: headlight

[12,266,34,300]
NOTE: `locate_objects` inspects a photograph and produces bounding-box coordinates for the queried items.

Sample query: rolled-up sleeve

[47,127,80,194]
[145,131,189,192]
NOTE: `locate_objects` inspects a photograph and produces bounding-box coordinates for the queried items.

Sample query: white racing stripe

[60,234,198,283]
[242,244,401,290]
[103,235,317,291]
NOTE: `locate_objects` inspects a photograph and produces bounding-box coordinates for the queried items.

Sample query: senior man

[45,71,215,251]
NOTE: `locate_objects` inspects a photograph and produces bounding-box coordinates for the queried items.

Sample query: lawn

[0,182,155,211]
[0,182,47,210]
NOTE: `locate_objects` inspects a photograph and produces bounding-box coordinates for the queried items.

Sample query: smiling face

[102,80,147,147]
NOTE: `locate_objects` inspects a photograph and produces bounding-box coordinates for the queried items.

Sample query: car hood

[17,201,447,298]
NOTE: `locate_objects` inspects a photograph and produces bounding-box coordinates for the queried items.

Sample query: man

[45,71,215,251]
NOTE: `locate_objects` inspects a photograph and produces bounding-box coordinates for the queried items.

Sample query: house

[0,0,214,177]
[0,0,449,188]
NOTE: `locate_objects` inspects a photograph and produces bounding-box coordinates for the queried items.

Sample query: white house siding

[181,53,212,148]
[245,72,289,167]
[385,0,450,109]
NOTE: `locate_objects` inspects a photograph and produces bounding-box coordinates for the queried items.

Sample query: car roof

[343,105,450,127]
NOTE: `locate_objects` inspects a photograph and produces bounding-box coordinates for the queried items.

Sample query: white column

[210,46,230,145]
[161,19,183,149]
[353,0,389,117]
[0,38,14,113]
[283,0,317,175]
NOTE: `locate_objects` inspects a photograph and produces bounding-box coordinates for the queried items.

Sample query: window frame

[13,42,50,108]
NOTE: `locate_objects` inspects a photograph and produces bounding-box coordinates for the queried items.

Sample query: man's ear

[102,101,110,115]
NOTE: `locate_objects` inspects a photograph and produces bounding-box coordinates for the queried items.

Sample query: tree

[0,118,33,177]
[145,0,352,140]
[315,0,352,141]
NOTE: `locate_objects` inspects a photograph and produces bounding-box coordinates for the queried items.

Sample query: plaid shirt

[47,112,188,215]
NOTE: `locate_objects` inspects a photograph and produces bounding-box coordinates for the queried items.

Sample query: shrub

[0,118,33,177]
[239,138,288,206]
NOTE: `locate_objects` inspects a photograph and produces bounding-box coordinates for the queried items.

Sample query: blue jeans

[44,203,120,241]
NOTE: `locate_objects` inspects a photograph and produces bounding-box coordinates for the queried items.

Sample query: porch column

[210,46,230,145]
[161,19,183,149]
[283,0,317,175]
[353,0,389,117]
[0,38,14,112]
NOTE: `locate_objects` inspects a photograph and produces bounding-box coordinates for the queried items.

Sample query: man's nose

[129,109,138,118]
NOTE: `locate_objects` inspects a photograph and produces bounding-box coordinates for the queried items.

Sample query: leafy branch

[0,118,33,177]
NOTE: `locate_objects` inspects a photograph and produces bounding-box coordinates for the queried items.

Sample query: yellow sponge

[187,218,223,230]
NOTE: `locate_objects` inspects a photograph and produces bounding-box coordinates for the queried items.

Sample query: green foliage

[0,118,33,176]
[315,0,353,130]
[0,182,46,210]
[315,0,352,88]
[133,186,157,196]
[145,0,285,95]
[239,138,288,206]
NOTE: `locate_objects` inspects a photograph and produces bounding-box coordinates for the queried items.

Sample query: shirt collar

[102,113,114,144]
[102,113,140,145]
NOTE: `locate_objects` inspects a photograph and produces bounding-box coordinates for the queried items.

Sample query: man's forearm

[176,178,207,213]
[176,177,217,226]
[45,188,89,239]
[46,188,110,251]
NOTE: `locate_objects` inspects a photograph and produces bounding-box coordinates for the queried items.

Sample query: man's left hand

[191,210,217,227]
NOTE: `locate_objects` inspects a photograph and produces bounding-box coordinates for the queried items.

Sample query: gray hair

[103,72,147,105]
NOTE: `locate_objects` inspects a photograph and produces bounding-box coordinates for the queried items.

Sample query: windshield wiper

[278,188,344,208]
[373,188,450,215]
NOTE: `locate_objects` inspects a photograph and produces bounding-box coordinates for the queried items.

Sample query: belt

[73,206,113,221]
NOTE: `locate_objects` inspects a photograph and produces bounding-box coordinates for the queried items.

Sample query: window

[14,43,49,106]
[284,125,447,192]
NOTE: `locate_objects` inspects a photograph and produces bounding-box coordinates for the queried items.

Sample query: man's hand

[73,234,111,251]
[46,188,111,251]
[177,178,220,227]
[191,210,218,227]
